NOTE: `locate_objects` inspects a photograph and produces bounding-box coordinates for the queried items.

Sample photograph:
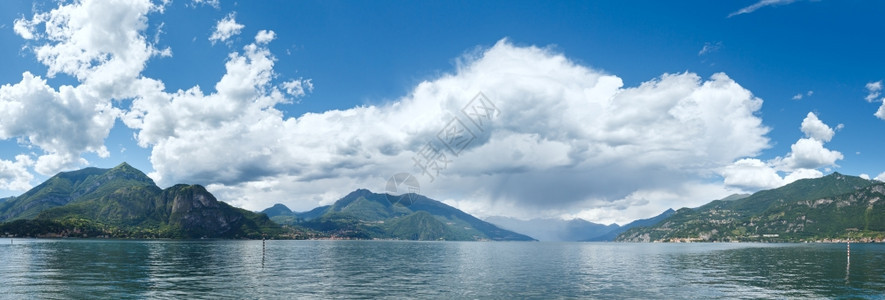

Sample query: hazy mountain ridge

[584,208,676,241]
[485,216,618,241]
[7,164,878,243]
[485,209,675,242]
[617,173,885,242]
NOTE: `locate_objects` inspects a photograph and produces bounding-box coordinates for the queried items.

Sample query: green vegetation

[0,163,298,239]
[387,211,469,240]
[617,173,885,242]
[269,189,535,241]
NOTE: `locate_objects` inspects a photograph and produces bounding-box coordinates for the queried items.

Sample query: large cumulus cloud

[121,37,773,223]
[3,0,803,224]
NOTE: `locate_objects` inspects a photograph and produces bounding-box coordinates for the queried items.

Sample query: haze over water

[2,239,884,298]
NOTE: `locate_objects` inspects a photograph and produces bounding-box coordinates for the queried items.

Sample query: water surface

[1,239,883,298]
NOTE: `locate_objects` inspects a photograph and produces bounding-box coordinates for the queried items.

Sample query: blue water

[1,239,883,298]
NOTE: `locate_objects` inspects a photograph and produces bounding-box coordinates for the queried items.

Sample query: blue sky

[0,0,883,224]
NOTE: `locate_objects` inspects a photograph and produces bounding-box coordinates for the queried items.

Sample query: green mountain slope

[262,203,301,226]
[262,203,295,218]
[387,211,470,240]
[295,205,329,221]
[617,173,884,242]
[272,189,535,241]
[0,163,154,221]
[0,163,285,239]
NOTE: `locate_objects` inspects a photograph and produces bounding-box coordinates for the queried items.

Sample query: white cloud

[560,182,740,225]
[25,0,161,85]
[282,78,313,98]
[768,112,844,171]
[721,158,784,190]
[2,0,163,175]
[698,42,722,56]
[876,172,885,182]
[865,81,885,120]
[860,173,870,180]
[800,112,835,142]
[124,35,298,185]
[191,0,220,9]
[255,30,275,44]
[792,90,812,100]
[124,38,773,224]
[778,138,842,171]
[865,81,882,102]
[782,168,823,184]
[13,18,36,40]
[0,0,800,224]
[209,13,244,45]
[721,111,841,192]
[719,157,826,191]
[0,72,117,174]
[0,155,34,191]
[729,0,799,17]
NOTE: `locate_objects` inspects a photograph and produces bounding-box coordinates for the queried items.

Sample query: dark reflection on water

[1,239,884,298]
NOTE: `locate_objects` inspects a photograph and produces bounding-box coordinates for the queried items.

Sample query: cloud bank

[0,0,853,224]
[120,37,773,223]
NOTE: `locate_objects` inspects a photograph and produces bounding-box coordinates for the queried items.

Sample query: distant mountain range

[485,209,675,242]
[3,164,880,243]
[0,163,282,239]
[262,189,534,241]
[617,173,885,242]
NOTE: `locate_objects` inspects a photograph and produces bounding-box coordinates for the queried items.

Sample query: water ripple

[1,239,884,298]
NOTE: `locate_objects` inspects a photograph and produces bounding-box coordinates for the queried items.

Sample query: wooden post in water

[846,238,851,284]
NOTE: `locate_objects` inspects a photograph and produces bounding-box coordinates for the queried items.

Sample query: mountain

[0,163,284,239]
[261,203,302,228]
[0,163,155,221]
[268,189,534,241]
[485,216,618,241]
[485,208,675,242]
[583,208,676,241]
[262,203,295,218]
[719,193,751,201]
[295,205,329,221]
[617,173,885,242]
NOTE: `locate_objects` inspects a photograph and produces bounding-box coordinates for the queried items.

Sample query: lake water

[1,239,883,299]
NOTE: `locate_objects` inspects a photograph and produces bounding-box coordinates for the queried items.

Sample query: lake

[1,239,883,298]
